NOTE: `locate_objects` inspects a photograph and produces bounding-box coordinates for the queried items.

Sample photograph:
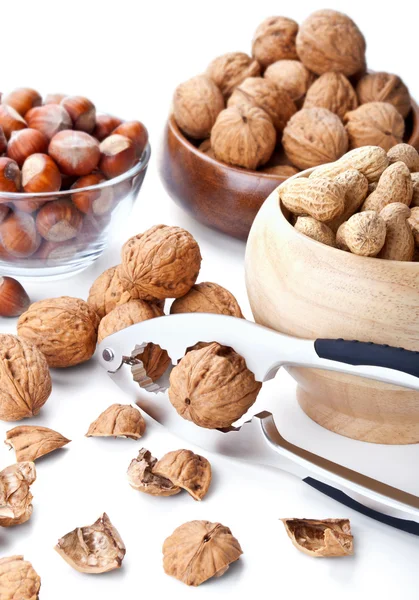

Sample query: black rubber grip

[315,339,419,379]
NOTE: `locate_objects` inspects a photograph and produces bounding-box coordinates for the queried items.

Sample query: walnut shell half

[356,72,411,118]
[344,102,405,151]
[0,462,36,527]
[163,520,243,586]
[0,556,41,600]
[252,16,299,69]
[86,404,146,439]
[206,52,261,98]
[281,518,354,557]
[5,425,70,462]
[170,282,243,318]
[127,448,181,497]
[154,449,211,501]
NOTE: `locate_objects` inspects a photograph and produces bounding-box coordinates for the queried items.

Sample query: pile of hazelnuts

[0,88,148,262]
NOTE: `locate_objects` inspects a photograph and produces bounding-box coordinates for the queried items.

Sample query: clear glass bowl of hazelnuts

[0,88,150,278]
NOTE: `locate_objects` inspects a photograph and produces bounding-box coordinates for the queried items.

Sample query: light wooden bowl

[245,171,419,445]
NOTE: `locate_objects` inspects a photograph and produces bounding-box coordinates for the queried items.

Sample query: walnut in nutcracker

[173,75,224,139]
[171,282,243,317]
[304,72,358,121]
[356,72,411,118]
[252,17,299,69]
[206,52,261,98]
[344,102,405,151]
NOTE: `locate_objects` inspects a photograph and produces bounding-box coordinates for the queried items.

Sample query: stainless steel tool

[98,313,419,535]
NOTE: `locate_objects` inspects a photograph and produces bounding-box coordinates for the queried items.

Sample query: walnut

[211,104,276,170]
[87,265,135,319]
[206,52,261,98]
[281,518,354,557]
[252,17,299,69]
[171,282,243,318]
[387,143,419,172]
[0,556,41,600]
[228,77,296,134]
[5,426,70,462]
[198,138,215,158]
[304,72,358,120]
[264,60,315,103]
[0,462,36,527]
[356,72,411,118]
[344,102,405,151]
[127,448,181,496]
[86,403,146,439]
[118,225,202,301]
[173,75,224,139]
[0,335,51,422]
[282,107,348,170]
[154,449,211,501]
[163,520,243,586]
[17,296,100,368]
[296,10,366,76]
[55,513,126,573]
[261,164,299,177]
[169,342,262,429]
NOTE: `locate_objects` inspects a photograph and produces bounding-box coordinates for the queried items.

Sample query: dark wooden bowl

[161,101,419,241]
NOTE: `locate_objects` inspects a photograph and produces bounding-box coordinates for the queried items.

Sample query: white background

[1,1,419,598]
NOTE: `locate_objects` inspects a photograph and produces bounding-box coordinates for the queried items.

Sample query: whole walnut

[261,164,299,177]
[169,342,262,429]
[173,75,224,139]
[0,335,51,422]
[171,282,243,318]
[296,10,366,76]
[0,556,41,600]
[356,72,411,118]
[228,77,296,134]
[304,72,358,120]
[264,60,316,103]
[198,138,215,158]
[206,52,261,98]
[163,520,243,586]
[17,297,100,368]
[118,225,202,301]
[211,104,276,170]
[282,107,348,170]
[344,102,405,151]
[252,16,299,69]
[87,266,135,319]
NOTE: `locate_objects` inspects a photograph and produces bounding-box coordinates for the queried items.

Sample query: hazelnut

[264,60,316,103]
[43,93,67,105]
[25,104,72,140]
[60,95,96,132]
[281,518,354,558]
[0,105,27,139]
[112,121,148,158]
[86,403,146,439]
[211,104,276,170]
[34,239,81,263]
[296,10,366,76]
[21,153,61,193]
[344,102,405,151]
[206,52,261,98]
[173,75,225,139]
[99,134,136,179]
[127,448,181,496]
[0,556,41,598]
[356,72,411,118]
[36,199,83,242]
[228,76,296,134]
[0,462,36,526]
[282,107,348,170]
[49,130,100,176]
[252,16,299,69]
[0,212,41,257]
[17,296,100,368]
[169,342,262,429]
[71,172,114,215]
[87,265,135,318]
[0,127,7,154]
[0,157,21,192]
[93,114,123,141]
[0,276,30,317]
[171,282,243,317]
[2,88,42,117]
[7,128,49,166]
[304,72,358,120]
[153,449,212,501]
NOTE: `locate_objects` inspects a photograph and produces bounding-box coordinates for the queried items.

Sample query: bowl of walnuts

[161,9,419,240]
[0,88,150,278]
[245,143,419,445]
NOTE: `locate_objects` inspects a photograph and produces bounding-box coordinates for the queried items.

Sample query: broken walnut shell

[86,403,146,439]
[127,448,181,497]
[206,52,261,99]
[281,518,354,557]
[0,461,36,527]
[87,265,135,319]
[163,520,243,586]
[55,513,126,573]
[0,555,41,600]
[171,282,243,318]
[154,449,212,501]
[5,425,70,462]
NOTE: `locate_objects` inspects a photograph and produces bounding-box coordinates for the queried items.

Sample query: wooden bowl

[161,101,419,240]
[245,171,419,445]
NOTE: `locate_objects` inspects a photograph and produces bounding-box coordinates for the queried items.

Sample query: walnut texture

[86,404,146,439]
[173,75,224,139]
[55,513,126,574]
[17,296,100,368]
[264,60,315,103]
[0,334,51,422]
[118,225,202,301]
[281,518,354,557]
[356,72,411,118]
[252,17,299,69]
[344,102,405,151]
[171,282,243,318]
[304,72,358,120]
[127,448,181,496]
[169,342,261,429]
[0,556,41,600]
[154,449,212,501]
[87,265,135,319]
[163,520,243,586]
[5,426,70,462]
[206,52,261,98]
[0,462,36,527]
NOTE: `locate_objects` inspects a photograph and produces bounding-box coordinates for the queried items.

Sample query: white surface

[1,0,419,597]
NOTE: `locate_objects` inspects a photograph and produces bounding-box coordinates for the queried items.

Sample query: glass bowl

[0,143,150,279]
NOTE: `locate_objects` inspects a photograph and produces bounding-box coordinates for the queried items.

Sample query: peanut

[309,146,389,183]
[387,143,419,172]
[294,216,336,247]
[411,173,419,207]
[361,161,413,212]
[279,177,345,222]
[408,206,419,246]
[327,168,368,232]
[336,211,386,257]
[378,203,414,261]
